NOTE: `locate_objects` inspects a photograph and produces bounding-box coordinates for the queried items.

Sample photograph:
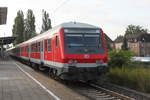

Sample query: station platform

[0,57,57,100]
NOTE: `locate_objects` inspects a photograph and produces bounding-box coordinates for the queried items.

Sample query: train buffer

[0,57,60,100]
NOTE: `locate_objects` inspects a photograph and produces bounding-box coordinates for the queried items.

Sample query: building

[114,33,150,57]
[114,35,124,49]
[127,33,150,57]
[0,7,7,25]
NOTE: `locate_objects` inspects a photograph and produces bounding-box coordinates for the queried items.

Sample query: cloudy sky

[0,0,150,40]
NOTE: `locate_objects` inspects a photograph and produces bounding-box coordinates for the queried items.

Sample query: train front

[61,27,108,81]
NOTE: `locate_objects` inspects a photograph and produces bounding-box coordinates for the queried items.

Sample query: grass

[107,67,150,93]
[126,61,150,69]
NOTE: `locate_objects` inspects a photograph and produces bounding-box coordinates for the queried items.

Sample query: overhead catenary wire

[51,0,71,15]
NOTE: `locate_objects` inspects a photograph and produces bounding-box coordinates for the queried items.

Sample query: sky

[0,0,150,40]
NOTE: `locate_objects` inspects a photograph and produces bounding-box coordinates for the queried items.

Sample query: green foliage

[107,67,150,93]
[125,25,148,36]
[41,10,52,33]
[12,9,37,44]
[114,35,124,43]
[24,9,36,41]
[12,10,25,45]
[121,37,128,50]
[108,50,133,67]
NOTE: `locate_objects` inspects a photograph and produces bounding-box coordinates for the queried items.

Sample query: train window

[36,43,37,52]
[84,34,101,47]
[35,43,37,52]
[33,44,35,52]
[56,36,58,48]
[35,43,36,52]
[65,33,101,47]
[47,39,51,51]
[41,41,43,52]
[38,42,40,52]
[22,47,23,52]
[64,32,104,54]
[45,40,48,51]
[32,44,34,52]
[36,43,38,52]
[27,47,28,52]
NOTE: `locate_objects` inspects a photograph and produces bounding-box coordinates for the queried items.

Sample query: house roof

[105,33,114,43]
[126,33,150,42]
[0,36,16,45]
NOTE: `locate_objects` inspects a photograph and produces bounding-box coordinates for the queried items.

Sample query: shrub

[108,50,133,68]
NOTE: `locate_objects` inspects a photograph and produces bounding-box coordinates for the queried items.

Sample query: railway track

[63,81,135,100]
[89,83,135,100]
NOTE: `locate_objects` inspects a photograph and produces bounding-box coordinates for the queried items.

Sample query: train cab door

[40,41,44,63]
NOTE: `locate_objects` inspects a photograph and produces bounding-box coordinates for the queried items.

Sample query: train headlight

[68,60,74,64]
[68,60,77,64]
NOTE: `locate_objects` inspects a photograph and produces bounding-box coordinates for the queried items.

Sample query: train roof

[58,22,99,29]
[17,22,100,46]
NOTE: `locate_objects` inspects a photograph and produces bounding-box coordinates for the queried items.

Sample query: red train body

[9,22,108,81]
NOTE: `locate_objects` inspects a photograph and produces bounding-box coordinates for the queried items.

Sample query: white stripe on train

[20,56,107,68]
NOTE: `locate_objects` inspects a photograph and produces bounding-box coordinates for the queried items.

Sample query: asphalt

[0,57,57,100]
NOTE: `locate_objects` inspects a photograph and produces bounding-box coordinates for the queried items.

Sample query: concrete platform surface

[0,58,58,100]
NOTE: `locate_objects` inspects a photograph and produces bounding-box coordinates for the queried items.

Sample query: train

[8,22,108,81]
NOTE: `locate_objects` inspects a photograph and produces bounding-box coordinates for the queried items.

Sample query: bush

[107,67,150,93]
[108,50,133,68]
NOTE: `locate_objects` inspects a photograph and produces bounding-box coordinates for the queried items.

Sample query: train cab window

[47,39,51,51]
[56,36,58,48]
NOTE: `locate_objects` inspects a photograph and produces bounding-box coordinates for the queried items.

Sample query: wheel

[49,68,59,80]
[39,64,47,72]
[32,63,39,71]
[48,68,54,78]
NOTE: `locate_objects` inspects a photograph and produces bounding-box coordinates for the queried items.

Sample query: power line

[51,0,71,14]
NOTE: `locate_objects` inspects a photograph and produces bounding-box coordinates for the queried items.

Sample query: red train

[8,22,108,81]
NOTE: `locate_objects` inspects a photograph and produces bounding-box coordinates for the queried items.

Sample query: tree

[108,50,133,67]
[12,10,25,45]
[122,25,148,50]
[24,9,36,41]
[41,10,52,33]
[125,25,148,36]
[121,37,128,50]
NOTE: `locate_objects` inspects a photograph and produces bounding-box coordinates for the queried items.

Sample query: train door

[28,44,31,61]
[52,35,59,62]
[27,46,29,57]
[40,41,44,63]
